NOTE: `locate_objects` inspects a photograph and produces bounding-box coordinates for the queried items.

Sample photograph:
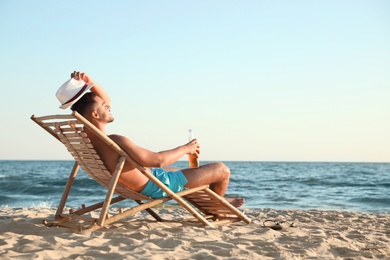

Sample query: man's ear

[92,111,99,119]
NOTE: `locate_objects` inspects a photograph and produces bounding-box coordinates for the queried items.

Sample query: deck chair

[31,112,250,232]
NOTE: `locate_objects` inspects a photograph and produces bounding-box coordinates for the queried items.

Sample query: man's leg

[182,162,230,196]
[181,162,244,207]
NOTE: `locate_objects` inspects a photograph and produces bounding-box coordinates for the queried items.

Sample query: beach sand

[0,207,389,259]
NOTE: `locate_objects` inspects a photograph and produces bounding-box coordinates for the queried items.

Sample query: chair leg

[135,200,163,221]
[55,162,80,218]
[72,196,127,216]
[97,157,126,227]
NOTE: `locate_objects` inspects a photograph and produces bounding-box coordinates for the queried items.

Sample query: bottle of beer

[188,129,199,168]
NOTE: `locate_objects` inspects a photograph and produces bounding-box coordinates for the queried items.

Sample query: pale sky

[0,0,389,162]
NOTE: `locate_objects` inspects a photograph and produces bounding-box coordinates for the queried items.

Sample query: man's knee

[214,162,230,179]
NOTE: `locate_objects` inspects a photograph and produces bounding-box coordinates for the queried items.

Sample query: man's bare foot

[212,198,245,220]
[225,197,245,208]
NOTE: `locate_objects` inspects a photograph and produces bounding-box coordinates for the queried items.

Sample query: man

[57,71,244,208]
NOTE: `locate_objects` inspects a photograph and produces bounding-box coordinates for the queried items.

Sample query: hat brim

[59,83,94,109]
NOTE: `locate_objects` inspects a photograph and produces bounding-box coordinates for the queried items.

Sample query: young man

[59,71,244,208]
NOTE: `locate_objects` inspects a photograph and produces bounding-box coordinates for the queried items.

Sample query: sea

[1,160,389,213]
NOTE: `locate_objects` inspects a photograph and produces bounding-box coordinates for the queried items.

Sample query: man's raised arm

[71,71,111,106]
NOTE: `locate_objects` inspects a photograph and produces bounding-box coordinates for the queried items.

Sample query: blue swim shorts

[140,168,188,198]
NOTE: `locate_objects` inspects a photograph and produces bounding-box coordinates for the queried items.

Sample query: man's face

[93,96,114,123]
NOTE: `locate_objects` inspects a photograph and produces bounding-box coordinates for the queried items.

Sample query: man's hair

[71,92,97,116]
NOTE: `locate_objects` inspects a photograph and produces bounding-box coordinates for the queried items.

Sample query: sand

[0,207,389,259]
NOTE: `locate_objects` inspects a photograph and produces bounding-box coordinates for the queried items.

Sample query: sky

[0,0,389,162]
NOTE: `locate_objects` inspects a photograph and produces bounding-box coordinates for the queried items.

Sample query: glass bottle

[188,129,199,168]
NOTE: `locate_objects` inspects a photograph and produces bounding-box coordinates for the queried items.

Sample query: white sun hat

[56,78,94,109]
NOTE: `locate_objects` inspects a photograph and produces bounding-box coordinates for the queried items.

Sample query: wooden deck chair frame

[31,112,250,232]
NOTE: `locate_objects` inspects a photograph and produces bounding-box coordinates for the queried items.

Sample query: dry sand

[0,207,389,259]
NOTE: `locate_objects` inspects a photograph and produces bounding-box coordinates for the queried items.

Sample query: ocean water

[0,160,389,213]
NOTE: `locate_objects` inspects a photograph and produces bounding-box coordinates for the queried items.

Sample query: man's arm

[71,71,111,106]
[110,134,200,168]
